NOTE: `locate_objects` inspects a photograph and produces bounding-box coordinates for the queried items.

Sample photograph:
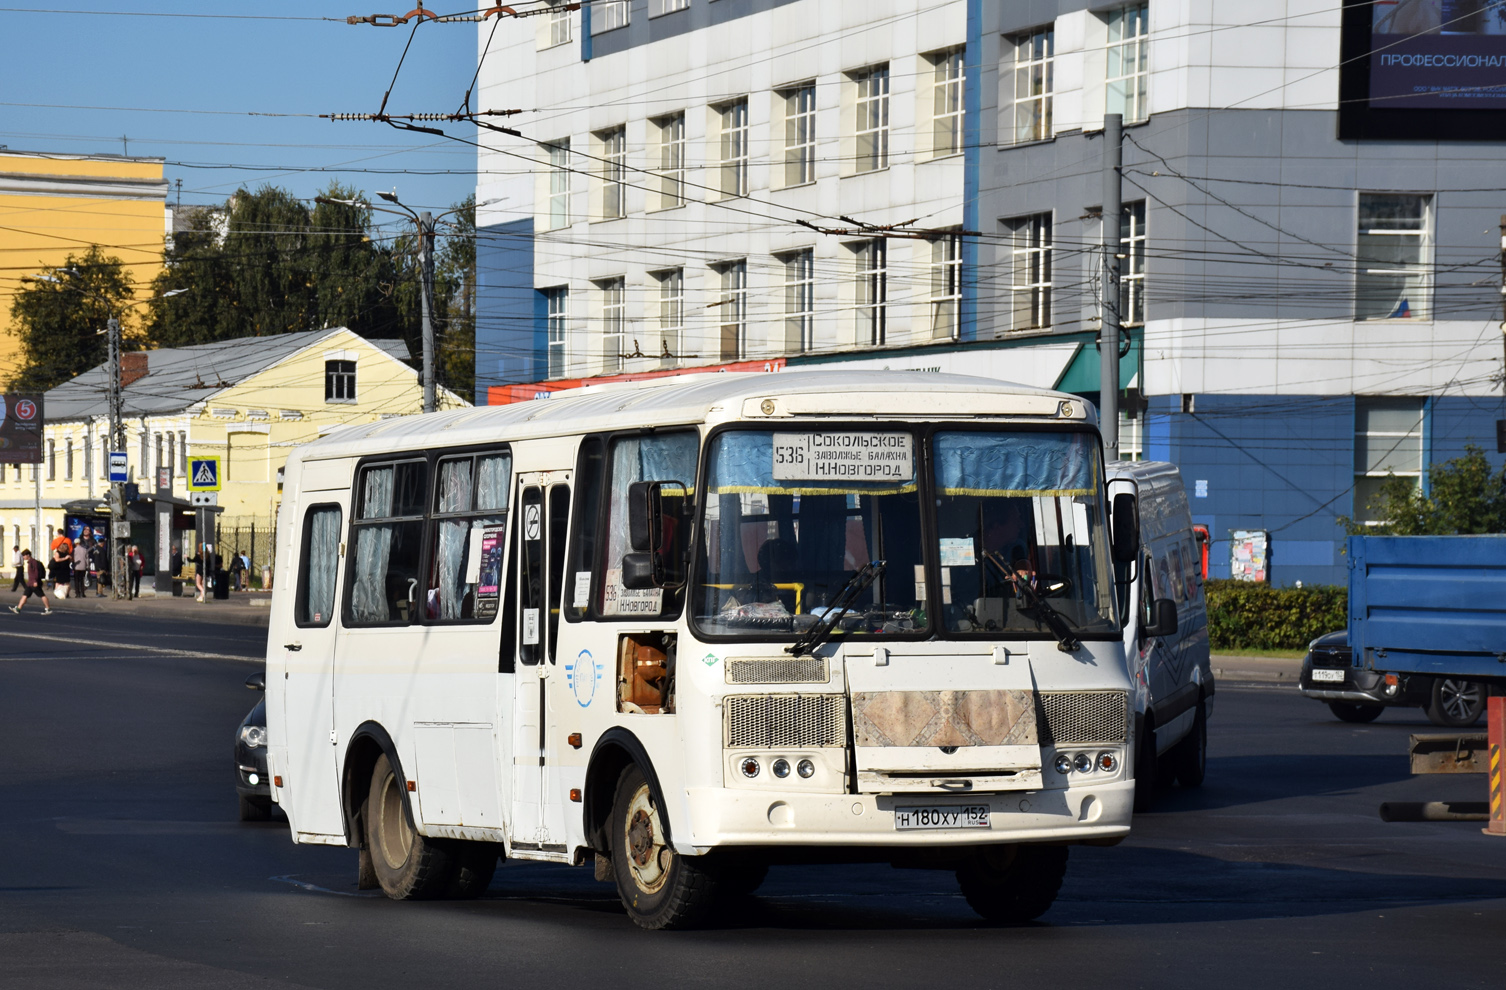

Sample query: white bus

[266,371,1156,929]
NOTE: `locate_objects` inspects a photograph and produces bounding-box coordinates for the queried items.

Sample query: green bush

[1204,580,1347,652]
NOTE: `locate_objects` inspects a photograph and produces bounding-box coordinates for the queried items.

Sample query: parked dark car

[235,670,271,821]
[1300,629,1485,727]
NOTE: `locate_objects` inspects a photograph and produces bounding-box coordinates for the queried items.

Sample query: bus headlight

[771,758,791,779]
[1054,754,1073,775]
[1073,752,1093,773]
[796,759,815,778]
[739,757,760,778]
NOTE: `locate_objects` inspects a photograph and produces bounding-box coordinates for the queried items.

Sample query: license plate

[893,805,991,830]
[1311,668,1346,683]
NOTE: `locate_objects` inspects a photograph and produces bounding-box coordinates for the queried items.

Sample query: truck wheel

[1174,700,1207,788]
[609,763,721,930]
[1328,702,1383,724]
[1425,679,1485,728]
[365,753,457,900]
[238,795,271,822]
[956,844,1068,924]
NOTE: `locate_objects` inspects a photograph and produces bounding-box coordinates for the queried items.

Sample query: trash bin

[213,568,230,600]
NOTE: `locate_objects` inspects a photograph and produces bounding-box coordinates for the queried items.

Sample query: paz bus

[265,371,1159,929]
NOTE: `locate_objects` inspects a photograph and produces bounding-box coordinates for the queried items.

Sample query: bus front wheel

[956,844,1068,924]
[609,763,721,930]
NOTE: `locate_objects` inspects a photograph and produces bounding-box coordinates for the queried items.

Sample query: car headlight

[239,724,267,749]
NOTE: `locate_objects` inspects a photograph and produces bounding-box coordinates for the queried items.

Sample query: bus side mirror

[1143,597,1178,637]
[623,481,689,590]
[1111,493,1139,562]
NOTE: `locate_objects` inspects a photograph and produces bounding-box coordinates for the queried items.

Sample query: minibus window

[347,460,428,626]
[295,504,341,627]
[426,451,511,622]
[565,438,605,623]
[518,487,544,665]
[547,485,570,660]
[597,431,697,619]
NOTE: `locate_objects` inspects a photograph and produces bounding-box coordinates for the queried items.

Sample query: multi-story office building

[475,0,1506,586]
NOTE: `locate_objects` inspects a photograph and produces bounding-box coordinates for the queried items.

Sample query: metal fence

[214,515,276,589]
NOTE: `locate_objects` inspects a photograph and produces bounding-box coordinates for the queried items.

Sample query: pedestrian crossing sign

[188,456,221,492]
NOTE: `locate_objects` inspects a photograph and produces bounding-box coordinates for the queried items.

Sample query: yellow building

[0,327,466,576]
[0,150,170,383]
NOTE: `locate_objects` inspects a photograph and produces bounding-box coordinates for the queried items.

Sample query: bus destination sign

[771,432,913,483]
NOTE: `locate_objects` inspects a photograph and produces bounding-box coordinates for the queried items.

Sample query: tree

[1341,445,1506,535]
[7,246,136,392]
[435,196,476,399]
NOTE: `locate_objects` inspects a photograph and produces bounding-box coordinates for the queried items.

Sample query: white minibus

[265,371,1161,929]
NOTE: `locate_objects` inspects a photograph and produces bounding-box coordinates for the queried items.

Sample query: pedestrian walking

[229,550,245,593]
[9,545,22,592]
[71,537,89,600]
[126,545,144,599]
[89,538,106,596]
[11,549,52,614]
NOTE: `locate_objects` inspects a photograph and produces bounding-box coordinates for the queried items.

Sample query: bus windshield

[694,429,927,638]
[932,430,1119,637]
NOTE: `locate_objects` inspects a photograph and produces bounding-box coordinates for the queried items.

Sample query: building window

[930,231,963,340]
[1012,27,1054,143]
[780,83,816,187]
[714,260,747,361]
[931,48,965,156]
[65,438,73,481]
[179,432,187,476]
[1354,397,1424,523]
[167,432,174,478]
[546,140,572,229]
[544,286,569,379]
[593,0,629,32]
[780,249,815,354]
[652,113,686,210]
[46,439,55,481]
[1006,212,1052,331]
[548,1,572,46]
[853,64,890,172]
[1120,200,1146,326]
[651,0,688,14]
[84,435,92,480]
[1106,4,1149,122]
[325,359,357,401]
[139,431,148,479]
[598,127,627,220]
[854,239,887,346]
[1357,193,1431,320]
[717,99,749,199]
[154,433,162,481]
[599,278,626,372]
[653,268,684,367]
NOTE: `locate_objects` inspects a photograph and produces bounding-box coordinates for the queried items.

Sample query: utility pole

[419,211,436,414]
[107,316,126,599]
[1100,113,1123,462]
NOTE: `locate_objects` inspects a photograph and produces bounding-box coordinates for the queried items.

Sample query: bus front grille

[1037,691,1129,745]
[724,694,847,749]
[724,657,829,685]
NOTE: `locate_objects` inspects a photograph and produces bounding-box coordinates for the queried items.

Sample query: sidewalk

[1212,654,1302,684]
[5,586,273,627]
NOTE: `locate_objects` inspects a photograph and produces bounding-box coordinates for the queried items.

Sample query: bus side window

[565,438,605,622]
[296,504,341,628]
[547,484,571,662]
[518,486,544,665]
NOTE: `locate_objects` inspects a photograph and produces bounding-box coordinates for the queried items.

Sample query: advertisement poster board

[0,394,43,464]
[1229,529,1269,583]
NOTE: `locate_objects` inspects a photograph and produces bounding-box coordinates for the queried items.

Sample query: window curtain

[351,467,395,622]
[476,454,511,510]
[933,432,1094,497]
[303,507,340,624]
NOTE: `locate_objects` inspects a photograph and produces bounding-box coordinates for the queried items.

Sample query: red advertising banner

[0,394,43,463]
[487,359,786,406]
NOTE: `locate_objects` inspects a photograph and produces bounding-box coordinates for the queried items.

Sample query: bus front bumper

[679,780,1133,853]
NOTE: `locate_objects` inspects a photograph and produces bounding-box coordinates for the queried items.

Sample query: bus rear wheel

[956,844,1068,924]
[609,763,721,930]
[365,753,459,900]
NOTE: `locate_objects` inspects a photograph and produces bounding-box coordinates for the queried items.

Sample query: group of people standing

[9,532,150,613]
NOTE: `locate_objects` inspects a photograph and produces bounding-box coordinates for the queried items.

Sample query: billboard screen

[0,394,43,464]
[1340,0,1506,138]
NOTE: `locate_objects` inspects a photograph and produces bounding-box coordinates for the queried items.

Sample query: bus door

[280,498,347,838]
[509,473,571,853]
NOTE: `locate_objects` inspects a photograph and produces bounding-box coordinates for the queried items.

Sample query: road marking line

[0,630,258,663]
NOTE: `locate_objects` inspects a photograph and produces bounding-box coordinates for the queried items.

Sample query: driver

[982,503,1037,591]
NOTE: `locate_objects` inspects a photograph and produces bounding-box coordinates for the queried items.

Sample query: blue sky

[1,2,484,216]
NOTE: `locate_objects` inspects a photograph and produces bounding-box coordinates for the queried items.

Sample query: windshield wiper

[787,559,887,657]
[981,550,1080,653]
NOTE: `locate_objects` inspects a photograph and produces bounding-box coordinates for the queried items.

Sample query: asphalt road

[1,611,1503,989]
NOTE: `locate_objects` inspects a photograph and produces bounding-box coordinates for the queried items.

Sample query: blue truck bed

[1347,534,1506,681]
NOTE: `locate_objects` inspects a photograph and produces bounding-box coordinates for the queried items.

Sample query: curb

[1212,654,1302,684]
[4,590,273,628]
